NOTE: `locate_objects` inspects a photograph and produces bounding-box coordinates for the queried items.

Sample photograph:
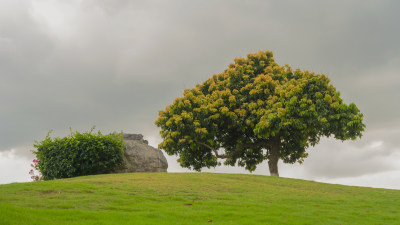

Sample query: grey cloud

[1,0,400,187]
[300,141,398,179]
[277,126,400,180]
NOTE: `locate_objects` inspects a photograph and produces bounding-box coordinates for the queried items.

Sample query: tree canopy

[155,50,365,176]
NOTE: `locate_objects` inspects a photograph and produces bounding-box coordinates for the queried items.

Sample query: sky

[1,0,400,189]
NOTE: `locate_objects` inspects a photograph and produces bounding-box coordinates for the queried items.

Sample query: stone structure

[114,133,168,173]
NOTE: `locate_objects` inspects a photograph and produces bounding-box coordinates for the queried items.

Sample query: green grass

[0,173,399,225]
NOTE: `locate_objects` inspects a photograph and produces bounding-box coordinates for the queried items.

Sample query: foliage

[0,173,399,224]
[28,159,43,181]
[32,127,124,180]
[155,50,365,175]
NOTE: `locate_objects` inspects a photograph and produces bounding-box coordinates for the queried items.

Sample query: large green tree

[155,50,365,176]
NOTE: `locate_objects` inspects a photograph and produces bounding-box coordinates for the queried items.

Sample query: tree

[155,50,365,176]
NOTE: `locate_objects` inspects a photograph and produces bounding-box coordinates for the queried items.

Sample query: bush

[33,128,125,180]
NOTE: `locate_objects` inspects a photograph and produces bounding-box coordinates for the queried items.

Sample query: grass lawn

[0,173,399,224]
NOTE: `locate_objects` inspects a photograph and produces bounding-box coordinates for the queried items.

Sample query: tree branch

[196,140,271,159]
[196,142,228,158]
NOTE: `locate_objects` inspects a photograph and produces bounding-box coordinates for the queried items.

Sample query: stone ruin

[114,133,168,173]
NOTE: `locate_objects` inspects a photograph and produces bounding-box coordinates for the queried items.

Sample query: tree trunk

[268,136,280,177]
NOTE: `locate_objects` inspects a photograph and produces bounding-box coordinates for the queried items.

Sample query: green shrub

[33,128,125,180]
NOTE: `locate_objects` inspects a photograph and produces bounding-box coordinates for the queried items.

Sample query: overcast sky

[1,0,400,189]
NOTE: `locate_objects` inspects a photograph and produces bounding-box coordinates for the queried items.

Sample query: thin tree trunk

[268,136,280,177]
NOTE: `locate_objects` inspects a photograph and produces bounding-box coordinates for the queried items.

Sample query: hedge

[33,128,124,180]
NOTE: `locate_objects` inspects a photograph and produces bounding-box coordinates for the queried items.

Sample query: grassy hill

[0,173,399,225]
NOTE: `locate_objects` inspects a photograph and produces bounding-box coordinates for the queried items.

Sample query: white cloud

[369,141,383,149]
[318,170,400,190]
[0,148,34,184]
[30,1,81,41]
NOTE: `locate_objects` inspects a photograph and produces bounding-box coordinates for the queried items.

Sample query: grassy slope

[0,173,399,225]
